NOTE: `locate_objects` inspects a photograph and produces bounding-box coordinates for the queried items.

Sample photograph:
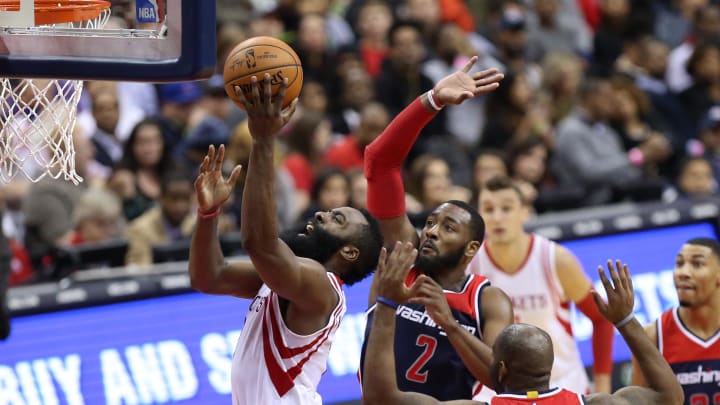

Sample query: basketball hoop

[0,0,111,184]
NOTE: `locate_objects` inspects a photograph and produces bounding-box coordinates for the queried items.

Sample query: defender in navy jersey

[361,56,513,401]
[633,238,720,405]
[363,247,685,405]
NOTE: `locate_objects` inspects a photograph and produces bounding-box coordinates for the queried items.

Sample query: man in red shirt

[324,102,389,171]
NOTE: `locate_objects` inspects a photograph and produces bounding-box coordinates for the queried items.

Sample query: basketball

[223,36,303,111]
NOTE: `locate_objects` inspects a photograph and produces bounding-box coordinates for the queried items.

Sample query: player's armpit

[246,240,338,314]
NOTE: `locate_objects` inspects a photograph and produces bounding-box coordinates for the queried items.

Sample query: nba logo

[136,0,165,23]
[245,49,257,69]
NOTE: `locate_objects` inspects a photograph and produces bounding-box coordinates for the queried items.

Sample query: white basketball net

[0,7,111,185]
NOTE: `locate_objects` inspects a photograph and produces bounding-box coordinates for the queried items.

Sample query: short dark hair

[341,208,384,285]
[444,200,485,243]
[483,175,527,205]
[686,237,720,260]
[388,19,423,47]
[311,167,350,203]
[161,169,193,194]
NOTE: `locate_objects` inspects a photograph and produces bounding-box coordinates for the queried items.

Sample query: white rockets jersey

[231,273,346,405]
[467,234,589,394]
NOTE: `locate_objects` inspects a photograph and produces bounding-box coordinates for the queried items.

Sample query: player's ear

[340,245,360,262]
[498,360,508,385]
[464,240,480,258]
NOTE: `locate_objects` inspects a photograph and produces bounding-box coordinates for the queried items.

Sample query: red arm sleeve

[576,292,614,375]
[364,97,436,219]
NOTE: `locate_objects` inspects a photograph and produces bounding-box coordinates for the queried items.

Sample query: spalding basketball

[223,36,303,111]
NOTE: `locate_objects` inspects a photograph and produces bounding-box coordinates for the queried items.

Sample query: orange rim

[0,0,111,25]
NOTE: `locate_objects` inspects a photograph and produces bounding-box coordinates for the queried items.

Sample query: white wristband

[614,312,635,329]
[426,89,444,111]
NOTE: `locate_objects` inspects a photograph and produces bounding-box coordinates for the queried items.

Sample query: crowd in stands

[3,0,720,285]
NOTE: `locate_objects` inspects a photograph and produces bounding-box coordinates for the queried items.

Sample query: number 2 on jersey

[405,334,438,383]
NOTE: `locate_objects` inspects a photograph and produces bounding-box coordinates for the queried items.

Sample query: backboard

[0,0,216,82]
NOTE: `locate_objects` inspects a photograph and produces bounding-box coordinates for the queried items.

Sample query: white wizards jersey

[467,234,589,394]
[231,273,346,404]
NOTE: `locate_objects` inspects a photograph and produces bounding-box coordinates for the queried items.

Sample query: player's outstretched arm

[364,57,503,304]
[585,261,684,405]
[362,242,480,405]
[236,75,338,314]
[189,145,263,298]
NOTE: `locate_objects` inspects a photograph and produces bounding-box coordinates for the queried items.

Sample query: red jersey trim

[483,234,535,274]
[671,308,720,349]
[261,276,345,396]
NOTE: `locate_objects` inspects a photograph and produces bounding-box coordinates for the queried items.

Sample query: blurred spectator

[653,0,707,49]
[591,0,634,77]
[675,156,718,197]
[482,70,550,149]
[608,76,674,176]
[347,168,368,210]
[406,154,471,216]
[282,111,333,215]
[294,13,336,83]
[108,118,178,221]
[295,0,355,50]
[87,83,122,172]
[551,78,642,205]
[631,37,690,147]
[77,79,151,144]
[694,105,720,181]
[69,188,123,245]
[247,7,287,39]
[324,102,390,171]
[224,120,296,231]
[376,20,445,139]
[298,167,351,221]
[678,42,720,139]
[666,4,720,93]
[154,82,203,150]
[491,3,539,78]
[23,130,95,278]
[175,75,233,174]
[125,172,196,266]
[526,0,593,60]
[507,135,550,189]
[354,0,393,78]
[298,79,329,115]
[423,22,500,148]
[473,149,509,193]
[329,66,376,135]
[540,52,584,126]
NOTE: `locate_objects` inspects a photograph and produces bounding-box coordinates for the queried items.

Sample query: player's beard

[279,220,347,264]
[414,244,466,278]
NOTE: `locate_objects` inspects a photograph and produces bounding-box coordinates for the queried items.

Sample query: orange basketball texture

[223,36,303,111]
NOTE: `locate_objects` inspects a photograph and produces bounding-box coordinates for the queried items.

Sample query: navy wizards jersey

[360,268,490,400]
[658,308,720,405]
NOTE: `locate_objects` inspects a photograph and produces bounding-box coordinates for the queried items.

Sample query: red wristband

[198,207,221,219]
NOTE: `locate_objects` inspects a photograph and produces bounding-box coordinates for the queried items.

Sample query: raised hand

[235,74,298,139]
[376,241,419,304]
[408,276,455,330]
[434,56,504,105]
[195,144,243,215]
[592,260,635,325]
